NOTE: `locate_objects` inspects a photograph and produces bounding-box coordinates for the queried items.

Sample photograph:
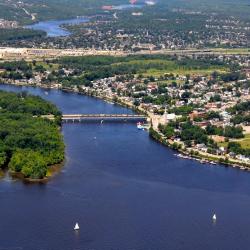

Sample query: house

[189,110,206,120]
[196,144,208,152]
[165,113,176,121]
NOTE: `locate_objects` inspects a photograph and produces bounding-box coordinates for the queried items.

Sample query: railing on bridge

[62,114,147,123]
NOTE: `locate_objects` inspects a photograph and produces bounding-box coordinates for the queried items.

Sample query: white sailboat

[74,222,80,230]
[212,213,217,221]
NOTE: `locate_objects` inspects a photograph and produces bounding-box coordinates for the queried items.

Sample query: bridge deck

[62,114,147,122]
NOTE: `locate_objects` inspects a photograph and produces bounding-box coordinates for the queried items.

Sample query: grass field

[33,61,59,71]
[114,59,229,77]
[143,68,228,77]
[211,48,250,54]
[237,134,250,149]
[218,134,250,150]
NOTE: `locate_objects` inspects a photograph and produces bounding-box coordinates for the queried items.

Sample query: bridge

[62,114,147,123]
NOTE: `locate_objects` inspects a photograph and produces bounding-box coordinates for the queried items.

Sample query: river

[25,4,143,37]
[25,17,89,37]
[1,84,250,250]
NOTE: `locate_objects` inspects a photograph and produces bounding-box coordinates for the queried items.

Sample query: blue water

[1,84,250,250]
[25,17,89,37]
[112,4,144,10]
[25,3,146,37]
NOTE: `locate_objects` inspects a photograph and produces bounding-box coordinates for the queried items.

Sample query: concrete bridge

[62,114,147,123]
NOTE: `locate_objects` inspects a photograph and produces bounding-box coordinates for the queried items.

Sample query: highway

[0,47,249,61]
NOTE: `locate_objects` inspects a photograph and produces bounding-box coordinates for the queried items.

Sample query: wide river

[25,17,89,37]
[25,5,143,37]
[1,84,250,250]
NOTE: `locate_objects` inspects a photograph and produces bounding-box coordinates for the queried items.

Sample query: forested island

[0,90,64,180]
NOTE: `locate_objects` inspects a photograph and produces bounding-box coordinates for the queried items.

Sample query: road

[0,47,249,61]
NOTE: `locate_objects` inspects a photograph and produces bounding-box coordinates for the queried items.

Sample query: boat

[177,154,188,159]
[74,222,80,230]
[102,5,113,10]
[145,0,156,5]
[137,122,144,130]
[212,213,217,221]
[240,167,245,170]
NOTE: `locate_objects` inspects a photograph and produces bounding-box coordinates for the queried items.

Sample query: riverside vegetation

[0,91,64,180]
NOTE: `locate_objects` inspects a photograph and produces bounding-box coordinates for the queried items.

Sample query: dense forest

[0,91,64,179]
[0,29,46,43]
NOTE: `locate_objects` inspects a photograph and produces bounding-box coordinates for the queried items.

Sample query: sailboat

[212,213,217,221]
[74,222,80,230]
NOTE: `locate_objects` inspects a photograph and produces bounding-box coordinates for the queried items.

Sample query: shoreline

[149,127,250,171]
[8,160,65,183]
[1,82,250,172]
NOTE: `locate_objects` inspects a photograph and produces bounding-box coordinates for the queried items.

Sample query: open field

[110,58,229,77]
[219,134,250,150]
[143,68,229,77]
[237,134,250,150]
[33,61,59,71]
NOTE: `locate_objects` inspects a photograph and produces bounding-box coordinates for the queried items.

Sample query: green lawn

[237,134,250,149]
[33,62,59,71]
[219,134,250,150]
[143,68,228,77]
[212,48,250,54]
[113,58,229,77]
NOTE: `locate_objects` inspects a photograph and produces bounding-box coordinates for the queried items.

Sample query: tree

[133,100,140,107]
[9,149,47,179]
[0,151,6,168]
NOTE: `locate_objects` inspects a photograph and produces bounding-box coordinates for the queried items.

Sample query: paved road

[0,47,249,61]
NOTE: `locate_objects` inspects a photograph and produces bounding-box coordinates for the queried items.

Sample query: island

[0,90,64,181]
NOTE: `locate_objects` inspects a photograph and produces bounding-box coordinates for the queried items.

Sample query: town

[1,53,250,168]
[0,0,249,51]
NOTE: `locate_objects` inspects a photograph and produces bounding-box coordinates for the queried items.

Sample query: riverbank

[149,127,250,171]
[9,161,65,183]
[1,81,250,172]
